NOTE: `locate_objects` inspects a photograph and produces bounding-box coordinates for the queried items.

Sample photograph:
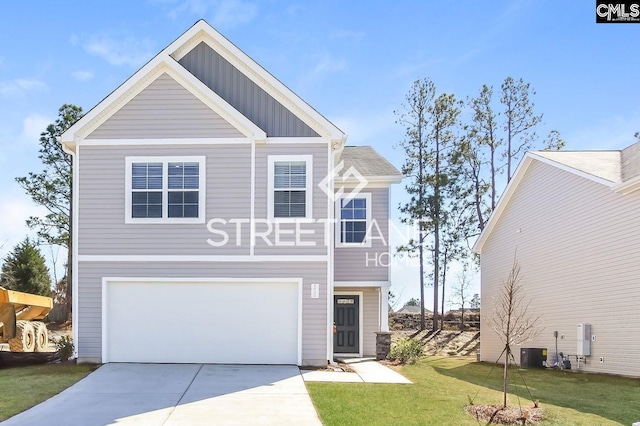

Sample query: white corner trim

[267,155,313,221]
[101,276,303,365]
[335,193,372,248]
[78,255,329,262]
[326,140,334,362]
[250,140,256,256]
[334,291,364,358]
[72,147,80,358]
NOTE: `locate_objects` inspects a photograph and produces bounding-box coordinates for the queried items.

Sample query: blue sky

[1,1,639,307]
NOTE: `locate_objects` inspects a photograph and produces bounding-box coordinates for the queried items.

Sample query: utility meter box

[577,323,591,356]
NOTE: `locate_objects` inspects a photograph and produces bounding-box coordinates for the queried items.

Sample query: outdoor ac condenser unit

[577,323,591,356]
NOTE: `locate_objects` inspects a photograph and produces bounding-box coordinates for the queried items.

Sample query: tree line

[396,77,564,331]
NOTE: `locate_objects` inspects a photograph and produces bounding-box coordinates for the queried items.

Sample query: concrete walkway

[1,364,321,426]
[301,357,412,384]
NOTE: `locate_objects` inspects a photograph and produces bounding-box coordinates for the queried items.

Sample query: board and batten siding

[334,187,390,281]
[87,73,244,139]
[76,261,328,366]
[480,160,640,376]
[178,42,318,138]
[253,143,329,255]
[336,287,380,356]
[78,144,252,256]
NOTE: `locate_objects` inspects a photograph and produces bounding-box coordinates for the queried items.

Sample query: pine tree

[1,238,52,296]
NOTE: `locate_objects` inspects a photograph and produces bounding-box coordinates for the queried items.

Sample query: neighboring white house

[60,20,402,366]
[473,141,640,376]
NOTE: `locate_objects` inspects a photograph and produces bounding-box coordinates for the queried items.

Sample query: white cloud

[0,195,46,256]
[161,0,257,28]
[0,79,46,97]
[83,35,155,67]
[21,114,52,144]
[212,0,257,29]
[71,70,94,81]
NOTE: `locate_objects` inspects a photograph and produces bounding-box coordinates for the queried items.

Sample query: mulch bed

[465,404,544,425]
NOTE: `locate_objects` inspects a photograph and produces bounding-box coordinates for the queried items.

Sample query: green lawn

[0,363,96,421]
[307,357,640,425]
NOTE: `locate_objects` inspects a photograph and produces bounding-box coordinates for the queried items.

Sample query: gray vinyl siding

[480,160,640,376]
[336,287,379,356]
[178,42,319,137]
[87,73,244,139]
[253,143,328,255]
[76,261,327,365]
[334,187,390,281]
[78,144,251,255]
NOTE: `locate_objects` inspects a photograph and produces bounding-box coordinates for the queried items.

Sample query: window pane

[274,175,289,188]
[132,191,163,218]
[168,191,199,218]
[274,161,306,190]
[274,163,290,175]
[168,176,183,189]
[148,177,163,190]
[183,163,199,175]
[184,191,199,203]
[289,191,305,203]
[132,164,147,177]
[352,231,366,243]
[353,222,367,232]
[183,205,198,218]
[184,176,199,189]
[274,191,290,204]
[289,162,306,174]
[353,199,366,209]
[132,177,147,190]
[341,209,353,220]
[148,192,162,203]
[290,203,306,217]
[342,199,353,209]
[353,209,366,220]
[148,205,162,218]
[290,175,306,188]
[168,204,183,218]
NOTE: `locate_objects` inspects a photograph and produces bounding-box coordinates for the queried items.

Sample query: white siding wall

[78,144,252,255]
[87,73,244,139]
[334,187,390,281]
[77,261,327,366]
[480,160,640,376]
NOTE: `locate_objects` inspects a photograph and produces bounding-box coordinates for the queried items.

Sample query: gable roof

[473,141,640,254]
[61,20,345,150]
[339,146,403,184]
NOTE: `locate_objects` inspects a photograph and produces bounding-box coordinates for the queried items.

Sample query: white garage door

[104,279,299,364]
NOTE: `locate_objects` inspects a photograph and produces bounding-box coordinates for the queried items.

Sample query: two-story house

[60,20,401,366]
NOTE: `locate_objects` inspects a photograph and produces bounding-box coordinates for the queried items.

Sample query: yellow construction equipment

[0,287,53,352]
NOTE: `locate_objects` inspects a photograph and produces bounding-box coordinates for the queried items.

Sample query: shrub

[388,337,424,364]
[56,336,74,361]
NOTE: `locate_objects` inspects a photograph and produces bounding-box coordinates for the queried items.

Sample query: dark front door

[334,295,359,354]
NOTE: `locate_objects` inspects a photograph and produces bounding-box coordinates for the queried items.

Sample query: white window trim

[267,155,313,221]
[335,193,372,248]
[125,156,206,224]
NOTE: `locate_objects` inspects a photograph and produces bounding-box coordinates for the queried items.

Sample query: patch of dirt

[392,330,480,357]
[465,404,544,425]
[45,321,73,350]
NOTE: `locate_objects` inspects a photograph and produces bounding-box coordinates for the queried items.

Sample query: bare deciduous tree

[491,256,542,407]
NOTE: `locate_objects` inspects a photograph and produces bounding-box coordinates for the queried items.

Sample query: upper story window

[336,193,372,247]
[268,155,313,220]
[126,156,206,224]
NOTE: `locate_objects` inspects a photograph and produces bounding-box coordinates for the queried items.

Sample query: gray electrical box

[577,323,591,356]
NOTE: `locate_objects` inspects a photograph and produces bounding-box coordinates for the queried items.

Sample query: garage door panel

[106,281,299,364]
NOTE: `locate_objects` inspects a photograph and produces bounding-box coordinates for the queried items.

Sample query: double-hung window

[336,193,372,247]
[126,156,205,223]
[268,155,313,220]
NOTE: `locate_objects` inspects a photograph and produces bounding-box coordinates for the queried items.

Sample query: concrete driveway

[1,364,322,426]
